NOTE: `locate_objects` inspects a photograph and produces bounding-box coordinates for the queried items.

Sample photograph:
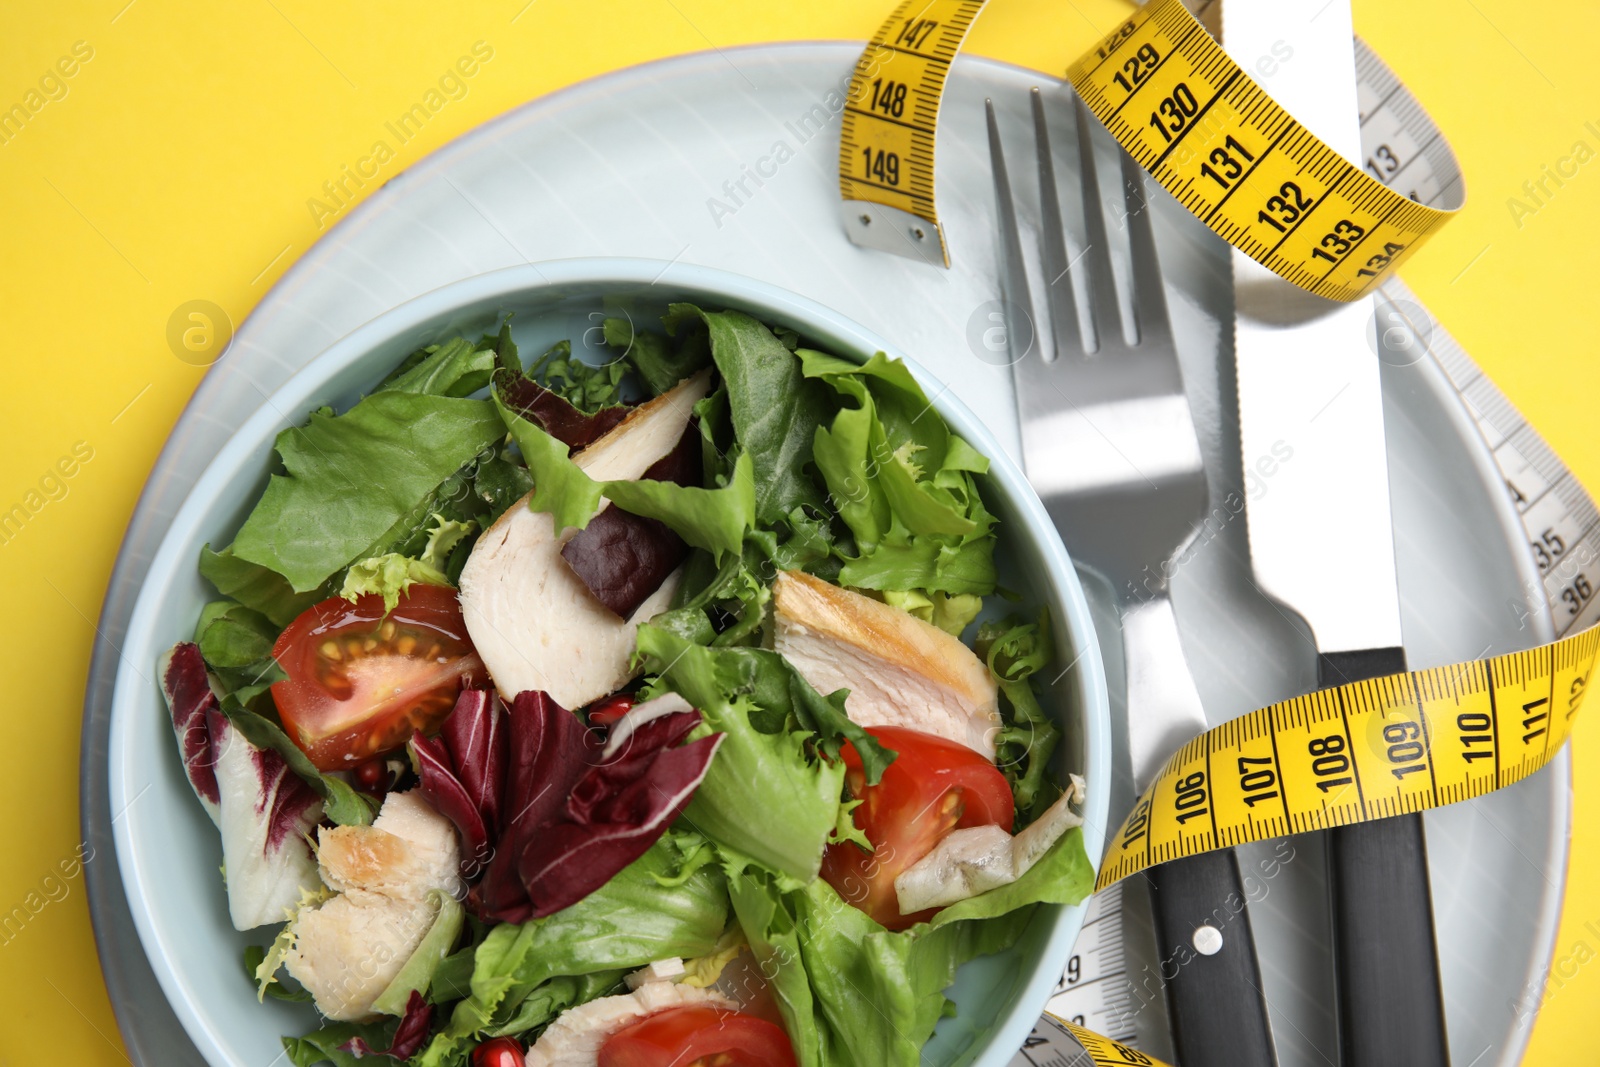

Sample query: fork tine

[1030,88,1081,360]
[1120,152,1171,347]
[985,99,1038,365]
[1072,94,1122,352]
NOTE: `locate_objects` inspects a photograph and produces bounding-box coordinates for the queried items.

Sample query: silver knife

[1225,1,1450,1064]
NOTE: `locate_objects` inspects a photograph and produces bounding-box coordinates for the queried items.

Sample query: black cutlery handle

[1319,648,1450,1067]
[1147,849,1278,1067]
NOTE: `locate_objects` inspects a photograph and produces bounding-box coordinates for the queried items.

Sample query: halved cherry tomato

[270,584,483,771]
[598,1005,797,1067]
[819,725,1014,930]
[471,1036,525,1067]
[588,692,636,728]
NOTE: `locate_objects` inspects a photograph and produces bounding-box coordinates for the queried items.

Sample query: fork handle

[1319,648,1451,1067]
[1147,851,1279,1067]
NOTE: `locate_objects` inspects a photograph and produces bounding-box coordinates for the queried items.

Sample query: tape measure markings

[838,0,987,265]
[1063,0,1459,301]
[1097,625,1598,888]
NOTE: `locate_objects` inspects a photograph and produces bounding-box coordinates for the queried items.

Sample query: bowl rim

[108,257,1111,1067]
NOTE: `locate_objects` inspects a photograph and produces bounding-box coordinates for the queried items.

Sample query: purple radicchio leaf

[248,744,322,854]
[410,732,489,877]
[441,688,506,838]
[560,424,701,619]
[517,732,723,917]
[160,642,222,820]
[338,989,434,1060]
[206,689,322,930]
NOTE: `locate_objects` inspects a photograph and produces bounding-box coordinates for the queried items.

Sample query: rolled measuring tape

[837,3,1596,1064]
[840,0,1466,298]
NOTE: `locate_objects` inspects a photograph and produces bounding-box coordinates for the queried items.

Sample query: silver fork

[988,90,1277,1067]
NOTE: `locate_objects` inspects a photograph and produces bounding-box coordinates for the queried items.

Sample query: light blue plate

[107,259,1111,1067]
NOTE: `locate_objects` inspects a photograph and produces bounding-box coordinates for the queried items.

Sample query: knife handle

[1319,648,1451,1067]
[1146,850,1278,1067]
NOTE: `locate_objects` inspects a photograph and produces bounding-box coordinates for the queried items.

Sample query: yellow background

[0,0,1594,1062]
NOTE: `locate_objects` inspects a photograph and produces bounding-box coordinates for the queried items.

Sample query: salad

[159,304,1093,1067]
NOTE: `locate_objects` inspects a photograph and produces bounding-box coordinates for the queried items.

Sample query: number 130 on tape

[1066,0,1461,301]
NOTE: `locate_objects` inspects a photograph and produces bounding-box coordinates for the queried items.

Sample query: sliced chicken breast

[458,371,710,709]
[525,979,736,1067]
[283,790,461,1020]
[772,570,1000,759]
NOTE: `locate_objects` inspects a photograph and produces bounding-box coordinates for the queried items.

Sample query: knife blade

[1223,1,1451,1064]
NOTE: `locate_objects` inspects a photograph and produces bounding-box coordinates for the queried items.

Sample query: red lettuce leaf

[494,366,629,450]
[247,742,322,853]
[560,425,702,619]
[418,687,722,923]
[519,733,723,916]
[337,989,434,1059]
[411,733,489,875]
[441,689,506,837]
[162,642,222,813]
[502,691,601,832]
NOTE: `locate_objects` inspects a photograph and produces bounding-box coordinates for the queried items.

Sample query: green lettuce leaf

[636,625,846,882]
[381,336,496,398]
[492,391,604,533]
[194,600,285,705]
[337,513,472,612]
[977,613,1063,820]
[484,970,627,1038]
[530,339,629,413]
[232,392,505,592]
[799,349,999,599]
[667,304,832,527]
[416,834,728,1065]
[604,315,711,397]
[194,600,276,669]
[282,1018,402,1067]
[198,544,324,628]
[727,862,1048,1067]
[601,450,755,561]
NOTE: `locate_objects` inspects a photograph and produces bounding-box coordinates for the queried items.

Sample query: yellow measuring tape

[1099,623,1597,889]
[841,0,1463,299]
[838,0,986,267]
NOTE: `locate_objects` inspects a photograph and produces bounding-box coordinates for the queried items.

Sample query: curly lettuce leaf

[636,625,847,881]
[603,315,711,397]
[799,349,998,599]
[530,339,629,413]
[727,860,1058,1067]
[977,612,1063,820]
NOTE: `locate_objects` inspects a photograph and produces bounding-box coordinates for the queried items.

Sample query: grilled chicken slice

[283,791,461,1020]
[772,570,1000,759]
[525,979,737,1067]
[458,371,711,708]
